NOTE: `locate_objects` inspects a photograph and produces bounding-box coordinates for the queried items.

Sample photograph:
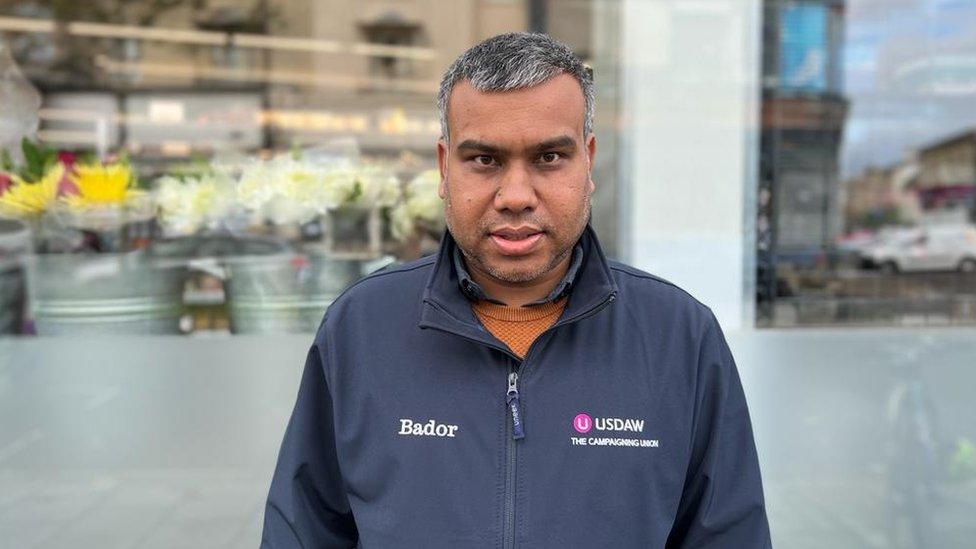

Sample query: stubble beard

[444,191,591,286]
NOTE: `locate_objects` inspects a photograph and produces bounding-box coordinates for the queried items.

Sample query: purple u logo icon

[573,413,593,434]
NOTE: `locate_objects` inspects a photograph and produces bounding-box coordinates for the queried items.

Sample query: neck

[464,250,572,307]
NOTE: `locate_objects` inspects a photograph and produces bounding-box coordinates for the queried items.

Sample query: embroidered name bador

[397,418,460,438]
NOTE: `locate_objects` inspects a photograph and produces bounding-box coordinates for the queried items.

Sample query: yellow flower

[63,162,135,207]
[0,164,63,218]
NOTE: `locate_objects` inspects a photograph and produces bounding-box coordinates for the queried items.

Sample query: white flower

[390,169,445,241]
[236,155,360,225]
[235,159,275,212]
[350,165,401,208]
[390,201,415,242]
[154,174,234,236]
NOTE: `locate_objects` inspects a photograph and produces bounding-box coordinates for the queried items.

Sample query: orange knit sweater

[471,296,568,358]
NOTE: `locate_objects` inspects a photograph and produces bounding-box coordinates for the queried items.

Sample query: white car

[860,225,976,274]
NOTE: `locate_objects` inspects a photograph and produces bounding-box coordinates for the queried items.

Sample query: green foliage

[348,179,363,203]
[0,148,13,172]
[77,151,99,165]
[18,137,59,183]
[165,154,215,180]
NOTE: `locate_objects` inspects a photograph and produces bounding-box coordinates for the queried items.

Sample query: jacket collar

[418,222,619,355]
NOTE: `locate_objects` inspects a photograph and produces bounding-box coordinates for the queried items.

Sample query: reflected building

[757,0,848,322]
[843,158,921,231]
[846,127,976,231]
[915,129,976,224]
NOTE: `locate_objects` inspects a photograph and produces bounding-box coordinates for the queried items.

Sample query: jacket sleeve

[260,332,359,548]
[666,309,772,548]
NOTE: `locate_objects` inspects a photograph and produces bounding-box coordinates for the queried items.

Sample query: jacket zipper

[507,370,525,440]
[503,360,521,549]
[422,290,617,549]
[501,291,615,549]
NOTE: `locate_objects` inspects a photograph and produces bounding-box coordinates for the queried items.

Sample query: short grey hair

[437,32,594,142]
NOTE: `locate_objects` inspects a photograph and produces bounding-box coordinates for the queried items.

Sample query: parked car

[860,225,976,274]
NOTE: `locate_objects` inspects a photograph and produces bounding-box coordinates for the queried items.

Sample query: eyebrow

[454,135,578,155]
[532,135,577,153]
[455,139,502,154]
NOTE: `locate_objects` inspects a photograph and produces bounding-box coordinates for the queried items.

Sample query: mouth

[489,227,544,256]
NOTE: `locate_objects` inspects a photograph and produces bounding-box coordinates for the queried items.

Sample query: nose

[493,162,538,213]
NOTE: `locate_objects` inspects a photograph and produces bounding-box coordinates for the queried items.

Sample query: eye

[473,155,495,166]
[539,152,562,164]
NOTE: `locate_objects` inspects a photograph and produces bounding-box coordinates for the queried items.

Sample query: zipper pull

[507,371,525,440]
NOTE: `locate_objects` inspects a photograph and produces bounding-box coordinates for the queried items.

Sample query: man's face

[437,73,596,286]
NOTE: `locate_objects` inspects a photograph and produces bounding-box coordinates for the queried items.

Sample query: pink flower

[57,151,77,167]
[56,152,78,195]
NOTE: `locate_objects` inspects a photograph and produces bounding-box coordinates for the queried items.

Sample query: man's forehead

[446,74,585,141]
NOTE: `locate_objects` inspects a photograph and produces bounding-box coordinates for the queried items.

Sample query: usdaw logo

[569,411,659,449]
[573,413,593,433]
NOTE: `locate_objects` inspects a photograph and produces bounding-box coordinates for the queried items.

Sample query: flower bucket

[42,191,156,253]
[0,218,30,334]
[223,249,370,334]
[28,250,186,335]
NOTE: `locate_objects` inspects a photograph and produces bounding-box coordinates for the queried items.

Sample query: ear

[436,138,449,199]
[585,133,597,194]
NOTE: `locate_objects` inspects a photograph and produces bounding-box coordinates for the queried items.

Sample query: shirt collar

[453,240,584,307]
[419,222,618,347]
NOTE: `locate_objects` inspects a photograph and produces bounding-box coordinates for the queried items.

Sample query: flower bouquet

[330,163,401,255]
[0,139,185,335]
[234,150,401,255]
[223,150,401,333]
[46,159,155,252]
[388,169,447,259]
[154,172,237,238]
[0,139,63,245]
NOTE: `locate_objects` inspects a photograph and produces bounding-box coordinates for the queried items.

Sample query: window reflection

[0,0,596,336]
[759,0,976,328]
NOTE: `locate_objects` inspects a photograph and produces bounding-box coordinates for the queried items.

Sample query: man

[261,32,771,548]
